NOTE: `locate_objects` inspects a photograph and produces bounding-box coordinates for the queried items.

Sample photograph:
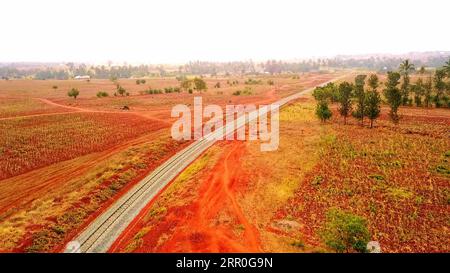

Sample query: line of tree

[2,54,449,79]
[313,58,450,126]
[396,59,450,108]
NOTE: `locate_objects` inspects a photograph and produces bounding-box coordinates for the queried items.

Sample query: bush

[245,78,262,85]
[96,91,109,98]
[320,208,370,253]
[116,85,126,96]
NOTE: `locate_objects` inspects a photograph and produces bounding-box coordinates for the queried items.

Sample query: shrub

[245,78,262,85]
[116,85,126,96]
[96,91,109,98]
[242,87,252,95]
[320,208,370,253]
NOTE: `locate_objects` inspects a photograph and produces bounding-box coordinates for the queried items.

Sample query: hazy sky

[1,0,449,64]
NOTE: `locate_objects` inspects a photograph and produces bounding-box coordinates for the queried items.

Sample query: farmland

[112,93,449,253]
[0,112,164,179]
[0,72,339,252]
[0,68,448,253]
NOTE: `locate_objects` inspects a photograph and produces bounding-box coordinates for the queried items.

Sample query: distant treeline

[1,54,449,79]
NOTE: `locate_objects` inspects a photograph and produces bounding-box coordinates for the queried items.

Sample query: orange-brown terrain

[112,93,449,253]
[0,73,339,252]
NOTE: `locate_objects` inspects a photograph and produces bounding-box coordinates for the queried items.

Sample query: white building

[74,75,91,80]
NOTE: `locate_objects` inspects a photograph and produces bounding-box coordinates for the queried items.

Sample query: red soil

[112,141,262,253]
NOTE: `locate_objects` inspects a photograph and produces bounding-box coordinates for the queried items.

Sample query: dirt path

[116,141,261,253]
[167,141,260,252]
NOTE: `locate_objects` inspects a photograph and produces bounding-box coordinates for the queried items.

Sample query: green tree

[443,58,450,78]
[383,71,402,123]
[352,74,367,125]
[315,100,332,122]
[411,78,424,107]
[337,81,353,124]
[193,77,207,92]
[180,79,192,92]
[313,83,338,102]
[434,69,446,107]
[116,85,126,96]
[399,59,415,105]
[68,88,79,99]
[320,208,370,253]
[365,74,381,128]
[423,76,433,107]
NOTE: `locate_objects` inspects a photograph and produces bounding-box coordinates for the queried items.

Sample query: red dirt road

[113,141,261,253]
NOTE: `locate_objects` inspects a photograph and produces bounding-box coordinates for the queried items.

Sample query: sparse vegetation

[245,78,262,85]
[232,87,253,96]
